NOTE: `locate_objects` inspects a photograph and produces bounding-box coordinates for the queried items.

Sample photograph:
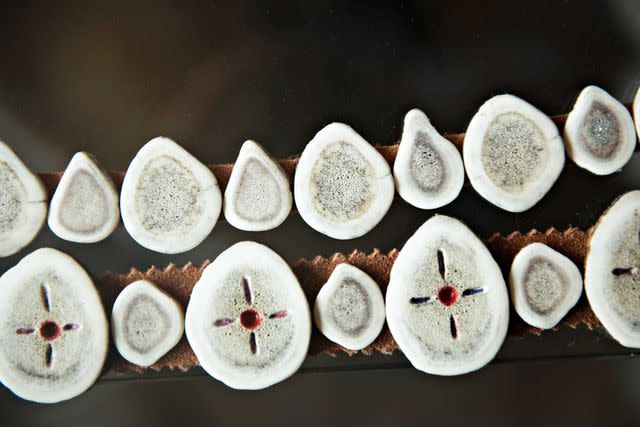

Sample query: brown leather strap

[36,106,637,200]
[100,227,599,373]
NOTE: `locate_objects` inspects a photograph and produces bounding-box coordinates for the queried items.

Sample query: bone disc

[313,263,385,350]
[394,109,464,209]
[386,215,509,376]
[463,95,565,212]
[48,152,119,243]
[585,190,640,347]
[120,137,222,254]
[185,241,311,390]
[112,280,184,367]
[223,140,292,231]
[564,85,636,175]
[0,248,108,403]
[509,243,583,329]
[0,140,47,257]
[294,123,394,239]
[633,86,639,139]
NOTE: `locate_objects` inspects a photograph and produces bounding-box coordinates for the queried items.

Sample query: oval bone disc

[564,86,636,175]
[0,140,47,257]
[0,248,108,403]
[394,109,464,209]
[185,241,311,390]
[294,123,394,239]
[463,95,565,212]
[386,215,509,376]
[509,243,583,329]
[313,263,385,350]
[120,137,222,254]
[223,140,292,231]
[585,190,640,347]
[112,280,184,367]
[48,152,120,243]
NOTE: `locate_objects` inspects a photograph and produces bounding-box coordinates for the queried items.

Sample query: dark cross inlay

[212,277,290,356]
[45,344,53,368]
[41,284,50,312]
[15,283,81,368]
[408,248,489,341]
[242,276,253,305]
[249,332,258,355]
[269,310,289,319]
[462,287,485,297]
[214,318,236,327]
[437,250,446,280]
[410,297,431,305]
[449,315,458,339]
[612,267,638,276]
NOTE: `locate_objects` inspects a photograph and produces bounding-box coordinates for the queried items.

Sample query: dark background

[0,1,639,426]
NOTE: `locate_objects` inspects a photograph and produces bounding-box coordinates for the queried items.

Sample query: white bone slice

[393,109,464,209]
[585,190,640,347]
[120,137,222,254]
[0,248,108,403]
[0,140,47,257]
[564,85,636,175]
[509,243,583,329]
[294,123,394,239]
[386,215,509,376]
[463,95,565,212]
[112,280,184,367]
[313,263,385,350]
[185,241,311,390]
[223,140,292,231]
[633,86,639,139]
[48,152,119,243]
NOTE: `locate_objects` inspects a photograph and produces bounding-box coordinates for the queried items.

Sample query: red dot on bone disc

[39,321,61,341]
[438,286,458,307]
[240,309,262,330]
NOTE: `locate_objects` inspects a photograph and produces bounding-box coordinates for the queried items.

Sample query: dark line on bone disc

[450,315,458,339]
[45,344,53,368]
[63,323,80,331]
[249,332,258,355]
[213,318,236,327]
[41,284,51,312]
[16,328,35,335]
[269,310,288,319]
[462,287,485,297]
[612,268,635,276]
[410,296,431,305]
[437,249,446,280]
[242,276,253,305]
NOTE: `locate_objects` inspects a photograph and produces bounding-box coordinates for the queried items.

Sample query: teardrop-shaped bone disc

[585,190,640,347]
[112,280,184,367]
[509,243,583,329]
[0,140,47,257]
[313,263,385,350]
[0,248,108,403]
[394,109,464,209]
[386,215,509,376]
[294,123,394,239]
[185,241,311,390]
[463,95,565,212]
[48,152,119,243]
[120,137,222,254]
[223,140,292,231]
[564,86,636,175]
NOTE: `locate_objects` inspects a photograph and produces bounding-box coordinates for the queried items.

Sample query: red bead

[437,286,458,307]
[240,309,262,330]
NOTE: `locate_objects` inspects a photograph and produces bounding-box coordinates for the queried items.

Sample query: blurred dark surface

[0,1,639,426]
